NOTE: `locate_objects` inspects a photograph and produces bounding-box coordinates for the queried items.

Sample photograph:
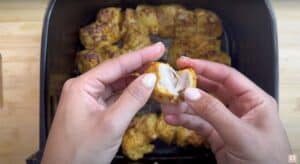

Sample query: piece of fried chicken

[96,7,122,24]
[122,128,154,160]
[155,114,177,144]
[168,35,222,68]
[121,8,152,53]
[122,113,158,160]
[131,113,158,140]
[80,8,122,49]
[176,126,204,147]
[174,8,197,38]
[136,5,159,35]
[155,4,184,38]
[194,9,223,38]
[76,45,120,73]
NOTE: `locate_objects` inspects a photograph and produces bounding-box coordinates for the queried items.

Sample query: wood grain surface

[0,0,299,163]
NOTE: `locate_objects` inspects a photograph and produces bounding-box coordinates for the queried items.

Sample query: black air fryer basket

[27,0,278,163]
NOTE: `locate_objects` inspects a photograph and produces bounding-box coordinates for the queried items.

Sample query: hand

[161,56,291,164]
[41,43,165,164]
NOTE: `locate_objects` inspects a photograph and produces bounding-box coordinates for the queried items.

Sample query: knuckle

[269,96,278,107]
[103,116,119,134]
[196,96,222,119]
[195,122,208,134]
[62,78,76,92]
[181,117,196,129]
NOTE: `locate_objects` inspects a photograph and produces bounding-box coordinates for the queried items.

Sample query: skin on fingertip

[176,56,192,69]
[165,114,178,124]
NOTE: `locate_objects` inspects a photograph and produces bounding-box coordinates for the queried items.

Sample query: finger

[110,74,137,92]
[183,87,245,145]
[107,73,157,132]
[164,113,214,139]
[161,102,196,115]
[85,42,164,84]
[197,75,232,105]
[177,56,261,98]
[106,93,121,107]
[79,42,165,98]
[197,73,267,117]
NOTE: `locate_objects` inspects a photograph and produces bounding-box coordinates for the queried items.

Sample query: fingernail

[154,42,164,53]
[184,88,201,101]
[142,73,157,88]
[180,56,191,60]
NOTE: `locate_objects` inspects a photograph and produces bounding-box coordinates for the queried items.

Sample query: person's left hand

[41,43,165,164]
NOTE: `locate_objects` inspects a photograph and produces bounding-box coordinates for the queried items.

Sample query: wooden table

[0,0,299,163]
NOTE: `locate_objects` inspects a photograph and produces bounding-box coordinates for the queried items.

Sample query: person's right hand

[161,56,291,164]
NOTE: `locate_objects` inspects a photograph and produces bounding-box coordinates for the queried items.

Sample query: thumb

[107,73,157,131]
[183,88,244,144]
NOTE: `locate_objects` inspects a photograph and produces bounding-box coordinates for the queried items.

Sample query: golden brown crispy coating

[194,9,223,38]
[155,4,184,37]
[122,128,154,161]
[174,8,197,38]
[156,114,177,144]
[168,35,221,68]
[96,7,122,24]
[175,127,204,147]
[121,33,151,53]
[121,9,152,52]
[175,126,193,147]
[136,5,159,35]
[80,8,122,50]
[95,45,121,58]
[131,113,158,140]
[122,113,205,160]
[188,35,222,58]
[205,51,231,65]
[79,21,121,49]
[187,131,205,147]
[76,49,101,73]
[76,46,120,73]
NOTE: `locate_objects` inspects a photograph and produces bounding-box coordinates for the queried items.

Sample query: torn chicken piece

[145,62,196,104]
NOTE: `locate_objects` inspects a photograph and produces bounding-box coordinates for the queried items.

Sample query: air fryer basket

[27,0,278,163]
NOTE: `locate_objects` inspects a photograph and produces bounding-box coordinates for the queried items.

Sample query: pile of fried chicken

[77,4,231,73]
[76,4,231,161]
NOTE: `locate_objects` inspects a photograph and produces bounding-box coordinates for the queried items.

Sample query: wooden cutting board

[0,0,299,163]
